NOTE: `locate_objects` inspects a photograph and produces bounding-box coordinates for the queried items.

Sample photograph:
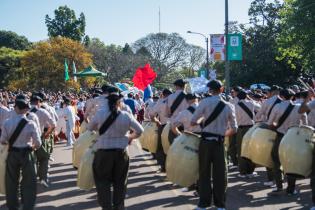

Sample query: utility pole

[225,0,230,93]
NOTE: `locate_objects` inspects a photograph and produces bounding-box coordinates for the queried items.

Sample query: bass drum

[143,122,159,153]
[73,130,98,168]
[279,126,314,178]
[0,145,8,195]
[77,147,95,190]
[250,127,277,168]
[241,123,263,160]
[139,121,150,150]
[161,122,171,154]
[80,121,88,134]
[166,132,201,187]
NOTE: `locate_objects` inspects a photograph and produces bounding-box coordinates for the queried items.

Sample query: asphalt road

[0,140,313,210]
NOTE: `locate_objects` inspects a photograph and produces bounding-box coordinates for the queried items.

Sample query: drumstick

[298,78,313,90]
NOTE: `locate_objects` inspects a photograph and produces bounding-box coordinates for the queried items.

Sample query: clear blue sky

[0,0,253,48]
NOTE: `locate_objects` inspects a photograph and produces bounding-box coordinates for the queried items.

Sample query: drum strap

[238,102,253,119]
[30,107,38,113]
[99,111,121,135]
[8,118,28,150]
[203,101,226,128]
[276,103,295,129]
[170,92,186,116]
[187,106,196,114]
[267,98,282,119]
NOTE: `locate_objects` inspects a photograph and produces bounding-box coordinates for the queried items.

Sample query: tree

[185,44,206,77]
[0,30,31,50]
[277,0,315,71]
[45,6,86,41]
[21,37,92,90]
[133,33,189,81]
[87,39,149,82]
[0,47,25,89]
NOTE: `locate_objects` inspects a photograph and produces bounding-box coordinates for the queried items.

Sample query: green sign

[227,34,242,61]
[198,68,207,78]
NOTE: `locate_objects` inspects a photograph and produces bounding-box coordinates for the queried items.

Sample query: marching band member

[255,85,282,186]
[268,88,307,196]
[166,79,189,144]
[62,98,77,147]
[30,94,56,188]
[87,92,143,210]
[0,95,41,210]
[235,90,261,178]
[149,89,172,172]
[0,95,10,137]
[298,89,315,210]
[191,80,237,210]
[171,93,201,135]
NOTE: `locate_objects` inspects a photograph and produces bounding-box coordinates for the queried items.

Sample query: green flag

[64,59,69,81]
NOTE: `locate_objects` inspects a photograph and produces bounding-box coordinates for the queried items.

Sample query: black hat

[173,79,187,88]
[237,90,247,100]
[107,86,120,94]
[101,84,111,93]
[37,92,47,101]
[94,89,103,94]
[269,85,281,92]
[162,89,172,96]
[280,88,295,100]
[207,80,222,91]
[30,94,42,102]
[64,97,71,105]
[186,93,199,100]
[15,94,30,109]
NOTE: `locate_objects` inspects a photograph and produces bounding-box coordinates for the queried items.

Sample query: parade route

[0,140,313,210]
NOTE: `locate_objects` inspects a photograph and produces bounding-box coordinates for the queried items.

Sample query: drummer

[191,80,237,210]
[171,93,201,135]
[235,90,260,178]
[268,88,307,196]
[166,79,189,144]
[298,88,315,209]
[149,89,172,173]
[255,85,282,186]
[87,92,144,210]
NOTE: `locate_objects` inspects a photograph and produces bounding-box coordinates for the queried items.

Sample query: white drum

[250,127,277,168]
[73,130,98,168]
[142,122,159,153]
[279,126,314,178]
[77,147,95,190]
[166,132,201,187]
[241,123,263,160]
[139,121,150,150]
[0,145,8,195]
[80,121,88,134]
[161,122,171,154]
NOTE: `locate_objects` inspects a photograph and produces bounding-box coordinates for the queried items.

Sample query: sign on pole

[227,34,242,61]
[210,34,225,61]
[198,68,207,78]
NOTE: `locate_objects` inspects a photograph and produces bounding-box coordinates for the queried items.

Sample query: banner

[132,64,157,91]
[210,34,225,61]
[187,77,209,93]
[227,34,242,61]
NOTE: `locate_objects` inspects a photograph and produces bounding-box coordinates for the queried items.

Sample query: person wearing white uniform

[63,98,76,146]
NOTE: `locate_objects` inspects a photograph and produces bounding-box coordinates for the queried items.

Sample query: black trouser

[93,149,129,210]
[156,124,166,170]
[198,139,227,208]
[35,138,49,181]
[271,133,296,192]
[236,126,255,175]
[228,134,238,166]
[6,148,37,210]
[310,146,315,204]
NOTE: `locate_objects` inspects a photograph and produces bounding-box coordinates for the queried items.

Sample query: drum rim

[183,131,201,138]
[288,125,314,131]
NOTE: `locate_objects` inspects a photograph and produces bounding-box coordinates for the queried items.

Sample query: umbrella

[73,65,106,77]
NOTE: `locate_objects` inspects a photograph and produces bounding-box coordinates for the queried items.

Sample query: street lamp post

[187,31,209,79]
[225,0,230,93]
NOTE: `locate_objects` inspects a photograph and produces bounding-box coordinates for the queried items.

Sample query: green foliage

[45,5,86,41]
[277,0,315,72]
[0,47,25,88]
[0,30,31,50]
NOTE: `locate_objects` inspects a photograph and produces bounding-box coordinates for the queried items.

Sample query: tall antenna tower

[159,6,161,33]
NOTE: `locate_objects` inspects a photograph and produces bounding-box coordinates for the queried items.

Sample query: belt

[99,148,126,152]
[9,147,32,152]
[238,125,253,129]
[201,132,224,141]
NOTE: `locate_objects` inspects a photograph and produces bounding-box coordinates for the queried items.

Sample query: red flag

[132,63,157,90]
